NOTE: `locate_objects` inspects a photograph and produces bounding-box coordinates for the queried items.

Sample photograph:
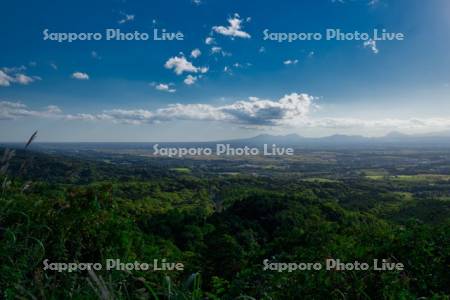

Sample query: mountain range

[222,131,450,147]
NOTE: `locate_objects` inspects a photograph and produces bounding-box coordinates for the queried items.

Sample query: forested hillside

[1,148,449,299]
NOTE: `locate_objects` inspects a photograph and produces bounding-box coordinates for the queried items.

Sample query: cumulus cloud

[184,75,197,85]
[190,48,201,58]
[58,93,316,127]
[5,97,450,134]
[164,55,208,75]
[0,101,61,120]
[71,72,89,80]
[363,39,379,54]
[154,83,176,93]
[220,93,314,126]
[212,13,251,39]
[0,66,40,87]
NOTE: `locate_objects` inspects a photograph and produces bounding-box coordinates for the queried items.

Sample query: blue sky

[0,0,449,141]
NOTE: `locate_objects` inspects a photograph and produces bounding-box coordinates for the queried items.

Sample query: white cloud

[190,48,201,58]
[184,75,197,85]
[363,39,379,54]
[164,55,208,75]
[2,66,26,73]
[118,12,135,24]
[299,117,450,131]
[65,113,97,121]
[60,93,316,127]
[212,13,251,39]
[6,97,450,134]
[0,66,40,87]
[62,110,450,133]
[0,101,61,120]
[71,72,89,80]
[332,0,381,6]
[14,74,36,85]
[211,46,231,56]
[283,59,299,65]
[192,0,202,5]
[50,63,58,70]
[211,46,221,54]
[205,37,215,45]
[154,83,176,93]
[220,93,314,126]
[0,71,14,87]
[259,46,266,53]
[223,66,232,75]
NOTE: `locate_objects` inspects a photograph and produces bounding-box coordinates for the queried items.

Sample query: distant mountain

[383,131,411,139]
[224,132,450,147]
[229,133,304,145]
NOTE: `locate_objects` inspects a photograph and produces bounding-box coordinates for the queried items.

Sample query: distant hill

[222,132,450,148]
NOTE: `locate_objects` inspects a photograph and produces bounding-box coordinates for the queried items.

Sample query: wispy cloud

[0,101,61,120]
[332,0,381,6]
[211,46,231,56]
[0,66,40,87]
[283,59,299,65]
[118,12,135,24]
[205,37,215,45]
[363,39,379,54]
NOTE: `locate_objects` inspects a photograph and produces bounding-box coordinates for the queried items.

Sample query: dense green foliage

[0,148,449,299]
